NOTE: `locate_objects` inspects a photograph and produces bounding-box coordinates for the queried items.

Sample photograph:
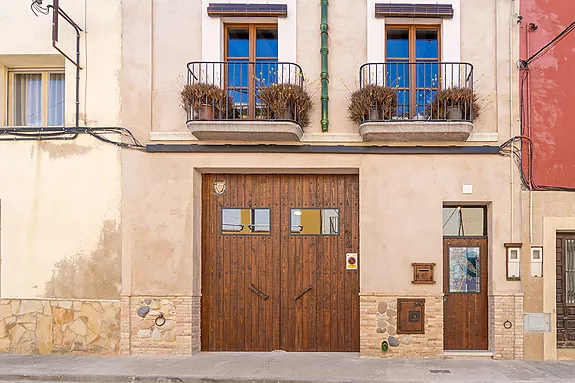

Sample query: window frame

[220,207,272,236]
[442,205,488,239]
[385,25,441,118]
[289,208,341,236]
[7,68,65,127]
[224,23,278,119]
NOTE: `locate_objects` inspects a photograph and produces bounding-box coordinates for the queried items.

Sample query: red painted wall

[520,0,575,188]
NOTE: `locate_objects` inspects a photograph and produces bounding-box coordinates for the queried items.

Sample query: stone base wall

[0,299,120,355]
[120,295,194,356]
[490,293,524,360]
[191,295,201,352]
[360,294,443,358]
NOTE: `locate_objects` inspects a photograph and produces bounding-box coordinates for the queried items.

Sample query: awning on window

[375,3,454,19]
[207,3,288,18]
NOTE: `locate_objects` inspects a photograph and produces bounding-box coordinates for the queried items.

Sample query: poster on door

[346,253,358,270]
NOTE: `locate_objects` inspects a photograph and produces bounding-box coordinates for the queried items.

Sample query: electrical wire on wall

[1,0,146,150]
[500,18,575,192]
[0,126,145,150]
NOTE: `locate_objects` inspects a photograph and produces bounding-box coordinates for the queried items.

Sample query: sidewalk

[0,352,574,383]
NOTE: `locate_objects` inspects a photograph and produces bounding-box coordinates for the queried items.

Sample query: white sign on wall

[346,253,358,270]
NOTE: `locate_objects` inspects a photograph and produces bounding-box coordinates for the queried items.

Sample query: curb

[0,375,408,383]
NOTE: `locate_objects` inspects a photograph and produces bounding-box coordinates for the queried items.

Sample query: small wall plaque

[346,253,358,270]
[412,263,436,284]
[213,180,226,196]
[398,298,425,334]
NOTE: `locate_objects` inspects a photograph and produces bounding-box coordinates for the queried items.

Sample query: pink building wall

[520,0,575,188]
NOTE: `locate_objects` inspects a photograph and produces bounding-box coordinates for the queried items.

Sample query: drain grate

[430,369,451,374]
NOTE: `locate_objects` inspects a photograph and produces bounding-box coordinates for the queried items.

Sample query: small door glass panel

[565,239,575,303]
[222,208,270,235]
[443,207,486,237]
[449,246,480,293]
[290,208,339,235]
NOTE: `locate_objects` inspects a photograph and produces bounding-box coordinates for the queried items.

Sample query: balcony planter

[259,83,313,127]
[427,87,480,121]
[448,106,462,120]
[198,104,214,120]
[348,85,398,124]
[184,62,308,141]
[355,62,478,142]
[181,83,232,121]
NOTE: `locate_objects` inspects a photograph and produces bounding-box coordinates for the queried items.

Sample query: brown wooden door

[280,174,359,352]
[443,237,488,350]
[556,233,575,348]
[201,174,281,351]
[201,174,359,352]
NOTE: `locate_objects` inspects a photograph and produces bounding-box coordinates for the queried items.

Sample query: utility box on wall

[531,247,543,277]
[524,313,550,332]
[397,298,425,334]
[504,243,522,280]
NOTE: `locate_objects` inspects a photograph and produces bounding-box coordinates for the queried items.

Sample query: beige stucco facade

[0,0,122,300]
[0,0,566,359]
[520,192,575,361]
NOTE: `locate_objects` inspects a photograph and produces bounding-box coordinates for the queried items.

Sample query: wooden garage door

[201,174,359,352]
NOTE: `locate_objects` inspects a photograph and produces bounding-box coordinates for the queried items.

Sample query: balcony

[356,62,475,142]
[184,61,307,142]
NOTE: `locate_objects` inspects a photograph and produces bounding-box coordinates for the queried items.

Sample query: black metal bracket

[249,284,269,300]
[293,285,312,301]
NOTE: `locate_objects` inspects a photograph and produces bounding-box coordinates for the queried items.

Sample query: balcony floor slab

[187,120,303,142]
[359,121,473,142]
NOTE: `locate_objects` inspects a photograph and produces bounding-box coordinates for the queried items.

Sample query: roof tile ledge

[187,120,303,142]
[359,121,473,142]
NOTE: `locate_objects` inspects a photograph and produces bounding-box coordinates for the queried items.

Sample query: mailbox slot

[412,263,436,284]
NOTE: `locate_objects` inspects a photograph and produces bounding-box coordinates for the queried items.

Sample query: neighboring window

[8,70,65,126]
[290,208,339,235]
[225,24,278,118]
[386,26,439,118]
[222,208,270,235]
[442,206,486,237]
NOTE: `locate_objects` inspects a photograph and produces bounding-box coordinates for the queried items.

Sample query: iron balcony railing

[185,61,305,125]
[358,62,475,123]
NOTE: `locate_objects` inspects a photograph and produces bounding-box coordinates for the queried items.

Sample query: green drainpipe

[320,0,329,132]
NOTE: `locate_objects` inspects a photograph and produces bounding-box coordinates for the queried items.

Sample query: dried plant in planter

[259,83,313,127]
[348,85,398,124]
[426,87,481,121]
[180,83,233,120]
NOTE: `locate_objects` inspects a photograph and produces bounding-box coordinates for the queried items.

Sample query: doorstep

[443,350,494,359]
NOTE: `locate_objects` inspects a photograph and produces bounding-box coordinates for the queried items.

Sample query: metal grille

[358,62,474,122]
[185,61,305,125]
[566,239,575,303]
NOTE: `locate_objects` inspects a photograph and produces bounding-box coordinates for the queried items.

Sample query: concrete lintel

[359,121,474,142]
[187,120,303,142]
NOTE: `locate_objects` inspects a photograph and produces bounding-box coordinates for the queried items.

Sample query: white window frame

[6,68,65,127]
[201,0,296,63]
[367,0,461,63]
